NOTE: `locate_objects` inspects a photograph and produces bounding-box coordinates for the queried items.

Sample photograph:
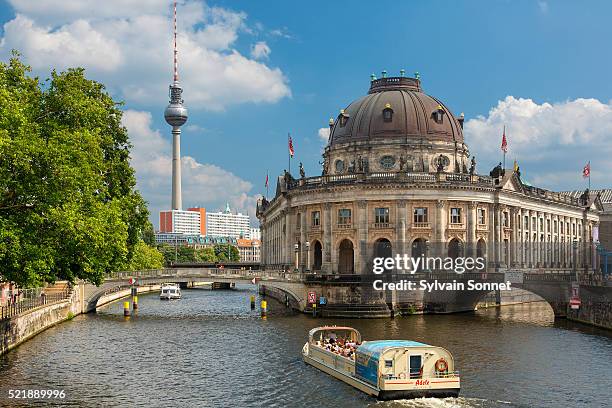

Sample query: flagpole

[502,125,506,170]
[288,133,291,175]
[266,171,269,200]
[589,160,591,191]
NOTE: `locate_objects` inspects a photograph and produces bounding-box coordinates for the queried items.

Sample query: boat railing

[433,371,460,378]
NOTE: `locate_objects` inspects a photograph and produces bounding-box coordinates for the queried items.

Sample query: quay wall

[0,288,82,356]
[567,285,612,330]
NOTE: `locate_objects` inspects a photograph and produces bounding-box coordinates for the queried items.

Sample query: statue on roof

[490,162,504,178]
[469,156,476,175]
[299,162,305,179]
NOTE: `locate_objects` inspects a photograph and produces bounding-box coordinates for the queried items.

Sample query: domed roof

[328,76,464,146]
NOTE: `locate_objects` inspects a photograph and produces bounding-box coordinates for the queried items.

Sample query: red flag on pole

[501,126,508,153]
[265,173,269,188]
[582,162,590,178]
[288,135,295,158]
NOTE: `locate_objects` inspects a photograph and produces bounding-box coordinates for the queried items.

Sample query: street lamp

[294,243,299,272]
[305,241,311,272]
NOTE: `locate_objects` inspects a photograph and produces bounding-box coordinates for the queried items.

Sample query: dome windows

[432,104,445,124]
[383,103,394,122]
[339,109,349,127]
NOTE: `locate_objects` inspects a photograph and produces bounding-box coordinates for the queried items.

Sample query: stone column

[357,200,368,275]
[468,201,477,258]
[322,203,333,273]
[493,204,502,269]
[299,207,307,271]
[397,200,407,258]
[284,209,292,270]
[436,200,446,257]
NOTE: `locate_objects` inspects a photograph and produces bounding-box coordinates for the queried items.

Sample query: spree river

[0,285,611,408]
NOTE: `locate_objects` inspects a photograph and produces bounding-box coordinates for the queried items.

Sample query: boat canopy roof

[357,340,431,355]
[308,326,361,342]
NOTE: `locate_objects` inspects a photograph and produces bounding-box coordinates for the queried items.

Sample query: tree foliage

[0,53,149,286]
[157,244,239,265]
[126,240,164,271]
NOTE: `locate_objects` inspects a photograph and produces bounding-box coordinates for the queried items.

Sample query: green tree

[0,53,148,286]
[195,247,216,262]
[126,240,163,270]
[214,244,239,262]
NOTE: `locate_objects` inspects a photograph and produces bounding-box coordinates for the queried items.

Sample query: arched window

[383,103,393,122]
[339,109,349,127]
[432,104,445,124]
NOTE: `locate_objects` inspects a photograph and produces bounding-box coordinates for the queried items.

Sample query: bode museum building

[256,72,603,305]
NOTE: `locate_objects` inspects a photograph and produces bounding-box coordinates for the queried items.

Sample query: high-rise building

[206,203,250,238]
[159,209,202,235]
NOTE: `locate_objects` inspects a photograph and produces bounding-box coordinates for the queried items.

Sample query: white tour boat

[159,283,181,300]
[302,326,460,400]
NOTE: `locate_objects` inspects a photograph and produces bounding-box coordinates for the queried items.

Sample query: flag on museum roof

[288,134,295,158]
[583,162,590,178]
[501,126,508,153]
[265,172,269,188]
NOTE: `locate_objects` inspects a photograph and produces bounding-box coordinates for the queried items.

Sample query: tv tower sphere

[164,85,188,127]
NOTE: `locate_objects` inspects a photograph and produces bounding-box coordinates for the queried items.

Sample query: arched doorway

[313,241,322,271]
[476,239,487,260]
[374,238,393,273]
[374,238,392,258]
[411,238,428,272]
[338,239,354,274]
[448,238,463,259]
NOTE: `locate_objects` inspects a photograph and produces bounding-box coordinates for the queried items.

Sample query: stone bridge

[82,268,307,313]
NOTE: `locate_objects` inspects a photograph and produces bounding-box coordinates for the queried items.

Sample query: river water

[0,285,610,407]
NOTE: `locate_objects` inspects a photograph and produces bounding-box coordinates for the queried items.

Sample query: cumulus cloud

[250,41,271,60]
[1,0,291,111]
[318,127,330,144]
[122,110,259,226]
[464,96,612,191]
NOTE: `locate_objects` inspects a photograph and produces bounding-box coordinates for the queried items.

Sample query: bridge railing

[0,287,71,321]
[106,268,295,282]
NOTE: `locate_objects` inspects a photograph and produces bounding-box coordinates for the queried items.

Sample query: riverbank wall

[0,282,166,356]
[0,286,82,356]
[567,284,612,330]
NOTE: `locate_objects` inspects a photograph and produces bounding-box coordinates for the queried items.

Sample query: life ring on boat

[398,372,406,379]
[435,358,448,372]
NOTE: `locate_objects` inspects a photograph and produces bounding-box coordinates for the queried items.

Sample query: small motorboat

[302,326,460,400]
[159,283,181,300]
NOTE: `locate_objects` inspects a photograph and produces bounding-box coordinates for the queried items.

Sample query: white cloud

[538,1,549,14]
[1,1,291,111]
[464,96,612,191]
[318,127,330,144]
[250,41,270,60]
[2,15,122,71]
[122,110,259,226]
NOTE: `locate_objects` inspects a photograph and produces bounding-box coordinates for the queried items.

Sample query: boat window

[409,355,422,379]
[384,360,393,368]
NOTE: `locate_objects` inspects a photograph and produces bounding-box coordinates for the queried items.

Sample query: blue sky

[1,0,611,227]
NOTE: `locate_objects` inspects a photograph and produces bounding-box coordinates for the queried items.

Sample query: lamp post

[305,241,311,273]
[294,243,299,272]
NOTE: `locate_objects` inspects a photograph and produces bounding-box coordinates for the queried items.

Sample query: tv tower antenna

[164,0,188,210]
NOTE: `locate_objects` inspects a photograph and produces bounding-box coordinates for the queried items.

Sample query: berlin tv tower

[164,0,188,210]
